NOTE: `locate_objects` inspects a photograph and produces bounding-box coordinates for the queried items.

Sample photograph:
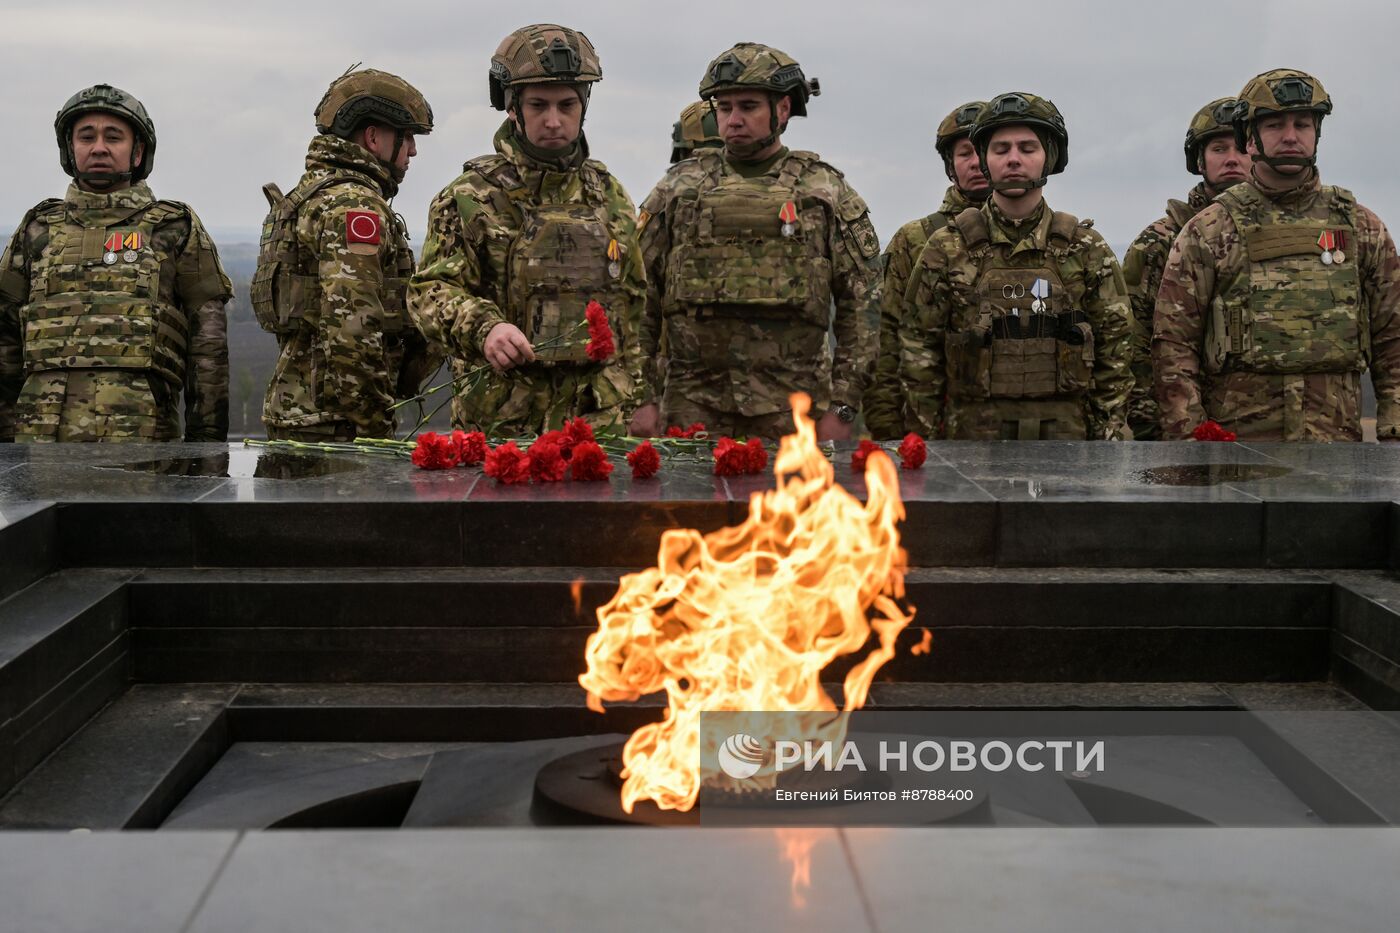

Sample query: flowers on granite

[713,437,767,476]
[410,431,458,470]
[665,422,707,439]
[627,441,661,480]
[1191,421,1237,442]
[453,430,488,466]
[483,441,531,485]
[898,433,928,470]
[850,439,881,473]
[569,441,614,482]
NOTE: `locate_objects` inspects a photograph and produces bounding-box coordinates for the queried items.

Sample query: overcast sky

[3,0,1396,254]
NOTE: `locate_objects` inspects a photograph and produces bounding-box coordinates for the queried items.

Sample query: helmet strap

[723,93,782,162]
[1247,119,1320,171]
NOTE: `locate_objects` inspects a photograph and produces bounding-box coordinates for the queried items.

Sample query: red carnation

[528,439,568,483]
[411,431,458,470]
[569,440,614,481]
[898,433,928,470]
[627,440,661,479]
[585,301,616,363]
[536,429,571,459]
[563,417,595,451]
[453,430,488,466]
[743,438,768,474]
[713,436,763,476]
[850,439,881,473]
[666,422,707,439]
[484,441,531,485]
[1192,420,1237,442]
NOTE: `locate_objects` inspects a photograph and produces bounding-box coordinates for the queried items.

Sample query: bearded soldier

[900,92,1133,440]
[0,85,231,442]
[631,43,880,441]
[408,25,644,436]
[1154,69,1400,441]
[1122,98,1246,440]
[670,100,723,164]
[864,100,990,439]
[255,68,438,441]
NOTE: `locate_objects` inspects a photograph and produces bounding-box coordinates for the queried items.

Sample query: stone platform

[1,439,1399,928]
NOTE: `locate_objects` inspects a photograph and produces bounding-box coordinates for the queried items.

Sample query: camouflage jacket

[0,182,230,441]
[864,185,971,438]
[407,122,645,412]
[899,198,1134,439]
[1153,172,1400,441]
[1122,183,1213,436]
[260,134,436,435]
[638,146,880,416]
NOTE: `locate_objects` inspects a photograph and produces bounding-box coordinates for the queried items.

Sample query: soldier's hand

[815,410,853,443]
[484,323,536,372]
[629,402,661,437]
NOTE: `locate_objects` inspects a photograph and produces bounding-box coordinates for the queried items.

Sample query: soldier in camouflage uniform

[0,85,231,442]
[407,25,644,436]
[1122,98,1246,440]
[900,92,1134,440]
[630,43,880,441]
[864,101,990,439]
[670,100,723,164]
[255,68,438,441]
[1154,69,1400,442]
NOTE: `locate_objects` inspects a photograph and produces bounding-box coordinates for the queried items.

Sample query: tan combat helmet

[971,92,1069,190]
[670,100,722,163]
[314,68,434,138]
[1184,97,1239,174]
[55,84,156,183]
[489,24,602,111]
[1232,68,1332,169]
[935,100,988,182]
[698,42,819,117]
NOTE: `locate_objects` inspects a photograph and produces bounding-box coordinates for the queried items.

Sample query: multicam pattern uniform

[0,182,230,441]
[408,123,644,435]
[639,147,880,437]
[863,185,971,438]
[901,199,1134,440]
[1121,182,1213,440]
[256,134,436,440]
[1154,173,1400,441]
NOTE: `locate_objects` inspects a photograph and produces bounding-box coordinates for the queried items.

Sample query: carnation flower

[743,438,768,474]
[569,440,614,481]
[665,422,707,439]
[1192,420,1237,442]
[584,301,616,363]
[411,431,458,470]
[850,439,881,473]
[528,439,568,483]
[453,430,488,466]
[713,436,765,476]
[483,441,530,485]
[563,417,595,450]
[627,441,661,479]
[898,433,928,470]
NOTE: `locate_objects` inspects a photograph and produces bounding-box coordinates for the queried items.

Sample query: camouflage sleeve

[0,221,32,442]
[606,176,647,406]
[174,214,232,441]
[1079,230,1134,439]
[1358,205,1400,440]
[407,178,509,367]
[863,223,918,439]
[899,238,950,436]
[1121,227,1169,417]
[1152,218,1218,439]
[829,181,881,410]
[313,196,397,434]
[637,181,671,401]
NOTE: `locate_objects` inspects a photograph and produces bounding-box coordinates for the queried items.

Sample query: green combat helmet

[670,100,722,163]
[1232,68,1332,170]
[489,24,603,111]
[54,84,156,185]
[698,42,819,157]
[935,100,988,183]
[314,68,434,138]
[970,91,1068,190]
[1184,97,1239,174]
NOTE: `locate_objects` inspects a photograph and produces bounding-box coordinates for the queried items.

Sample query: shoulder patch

[345,210,383,254]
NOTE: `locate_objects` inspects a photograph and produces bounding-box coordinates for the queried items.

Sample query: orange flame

[776,828,822,910]
[912,628,933,656]
[569,576,585,618]
[579,394,913,812]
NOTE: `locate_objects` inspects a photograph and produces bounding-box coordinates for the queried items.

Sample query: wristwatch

[830,404,857,424]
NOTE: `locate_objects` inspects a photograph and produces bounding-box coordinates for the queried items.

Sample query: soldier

[0,85,231,442]
[899,92,1133,440]
[1154,69,1400,442]
[630,43,880,441]
[1122,98,1246,440]
[408,24,644,436]
[255,68,438,441]
[670,100,723,164]
[864,100,990,439]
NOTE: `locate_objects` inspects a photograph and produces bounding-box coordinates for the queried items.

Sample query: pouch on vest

[1055,315,1094,393]
[945,326,992,398]
[251,180,348,336]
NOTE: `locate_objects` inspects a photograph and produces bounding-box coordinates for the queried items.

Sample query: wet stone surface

[1134,464,1293,487]
[100,448,367,480]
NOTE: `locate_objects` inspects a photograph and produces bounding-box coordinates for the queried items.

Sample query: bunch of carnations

[850,433,928,472]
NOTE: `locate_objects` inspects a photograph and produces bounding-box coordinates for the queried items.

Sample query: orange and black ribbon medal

[779,201,798,237]
[606,239,621,279]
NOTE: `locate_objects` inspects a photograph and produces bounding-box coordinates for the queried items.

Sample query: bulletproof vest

[251,177,413,337]
[1214,183,1365,374]
[1163,198,1196,233]
[20,198,192,386]
[943,208,1095,400]
[665,150,833,328]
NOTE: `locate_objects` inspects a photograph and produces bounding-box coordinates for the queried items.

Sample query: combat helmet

[698,42,819,117]
[670,101,722,163]
[315,68,433,138]
[935,100,988,183]
[1184,97,1239,174]
[970,91,1069,190]
[1232,68,1331,169]
[489,24,602,111]
[55,84,156,184]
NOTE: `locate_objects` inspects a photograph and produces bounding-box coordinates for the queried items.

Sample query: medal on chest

[778,201,798,238]
[1030,278,1050,314]
[1318,229,1347,266]
[104,230,142,264]
[606,239,621,279]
